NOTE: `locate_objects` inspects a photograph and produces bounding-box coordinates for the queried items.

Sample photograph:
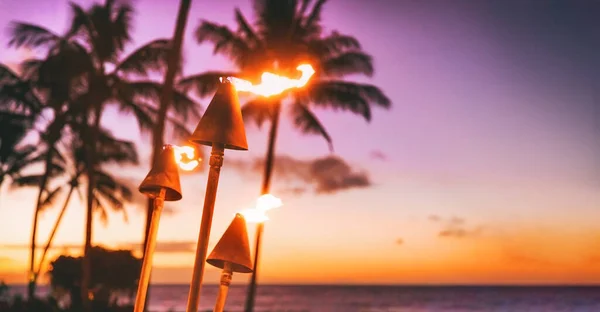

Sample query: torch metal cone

[207,213,253,273]
[138,145,182,201]
[189,81,248,150]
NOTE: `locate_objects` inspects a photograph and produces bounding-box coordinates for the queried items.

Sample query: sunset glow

[0,0,598,289]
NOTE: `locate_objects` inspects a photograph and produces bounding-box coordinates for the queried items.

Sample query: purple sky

[0,0,599,284]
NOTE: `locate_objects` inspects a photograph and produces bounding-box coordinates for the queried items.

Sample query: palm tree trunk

[244,100,282,312]
[82,107,102,312]
[34,184,75,280]
[27,149,53,300]
[142,0,191,309]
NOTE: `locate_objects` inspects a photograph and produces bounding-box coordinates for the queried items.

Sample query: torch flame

[172,145,200,171]
[223,64,315,97]
[239,194,283,223]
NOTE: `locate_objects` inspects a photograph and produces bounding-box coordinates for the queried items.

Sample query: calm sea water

[8,284,600,312]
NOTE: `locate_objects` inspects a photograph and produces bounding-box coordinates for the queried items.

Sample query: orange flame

[223,64,315,97]
[172,145,200,171]
[239,194,283,223]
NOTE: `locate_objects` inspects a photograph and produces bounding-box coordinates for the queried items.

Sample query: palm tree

[0,64,43,199]
[13,128,139,287]
[178,1,390,310]
[7,0,199,303]
[143,1,193,309]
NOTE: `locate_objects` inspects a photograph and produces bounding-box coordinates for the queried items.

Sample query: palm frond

[115,39,171,77]
[2,145,38,177]
[303,0,328,32]
[112,80,157,134]
[7,22,61,49]
[94,196,109,227]
[94,170,131,223]
[40,185,64,210]
[290,101,333,151]
[111,2,133,52]
[309,32,361,57]
[0,112,32,155]
[298,0,312,18]
[10,174,44,188]
[235,9,259,45]
[195,21,250,61]
[169,88,202,123]
[0,64,43,114]
[177,71,240,97]
[241,97,275,129]
[305,80,391,121]
[320,51,374,78]
[165,115,193,142]
[66,2,92,39]
[0,64,20,83]
[95,130,139,165]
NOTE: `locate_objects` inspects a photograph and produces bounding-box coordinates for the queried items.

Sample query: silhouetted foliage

[48,246,141,310]
[2,0,201,302]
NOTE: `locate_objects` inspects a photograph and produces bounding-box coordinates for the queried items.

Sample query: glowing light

[171,145,200,171]
[238,208,269,223]
[256,194,283,211]
[222,64,315,97]
[239,194,283,223]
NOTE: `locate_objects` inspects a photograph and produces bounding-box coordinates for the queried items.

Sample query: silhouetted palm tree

[142,1,194,309]
[0,64,43,199]
[179,1,390,310]
[11,128,139,291]
[7,0,199,303]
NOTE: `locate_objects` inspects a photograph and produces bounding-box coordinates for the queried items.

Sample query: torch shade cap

[189,81,248,150]
[138,145,182,201]
[206,213,253,273]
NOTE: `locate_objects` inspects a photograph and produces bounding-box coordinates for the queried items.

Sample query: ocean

[7,284,600,312]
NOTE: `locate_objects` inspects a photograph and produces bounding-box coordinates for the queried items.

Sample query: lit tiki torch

[206,213,253,312]
[134,145,183,312]
[226,64,314,311]
[185,80,248,312]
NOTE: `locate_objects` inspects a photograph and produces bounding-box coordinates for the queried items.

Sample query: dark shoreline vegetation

[1,0,389,310]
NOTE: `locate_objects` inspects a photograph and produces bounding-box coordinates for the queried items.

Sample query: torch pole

[133,188,166,312]
[213,262,233,312]
[185,143,225,312]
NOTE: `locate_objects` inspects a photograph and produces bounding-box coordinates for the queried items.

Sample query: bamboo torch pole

[185,80,248,312]
[133,188,165,312]
[135,145,183,312]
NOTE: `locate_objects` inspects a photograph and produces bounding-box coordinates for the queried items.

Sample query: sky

[0,0,599,285]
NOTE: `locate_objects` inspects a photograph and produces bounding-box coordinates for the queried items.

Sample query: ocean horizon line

[6,283,600,287]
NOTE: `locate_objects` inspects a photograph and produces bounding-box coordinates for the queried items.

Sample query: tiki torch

[185,80,248,312]
[134,145,182,312]
[206,213,253,312]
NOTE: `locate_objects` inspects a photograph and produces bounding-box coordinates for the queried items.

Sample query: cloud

[439,227,484,238]
[502,248,556,267]
[428,215,442,222]
[229,154,372,194]
[431,216,484,239]
[370,150,387,161]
